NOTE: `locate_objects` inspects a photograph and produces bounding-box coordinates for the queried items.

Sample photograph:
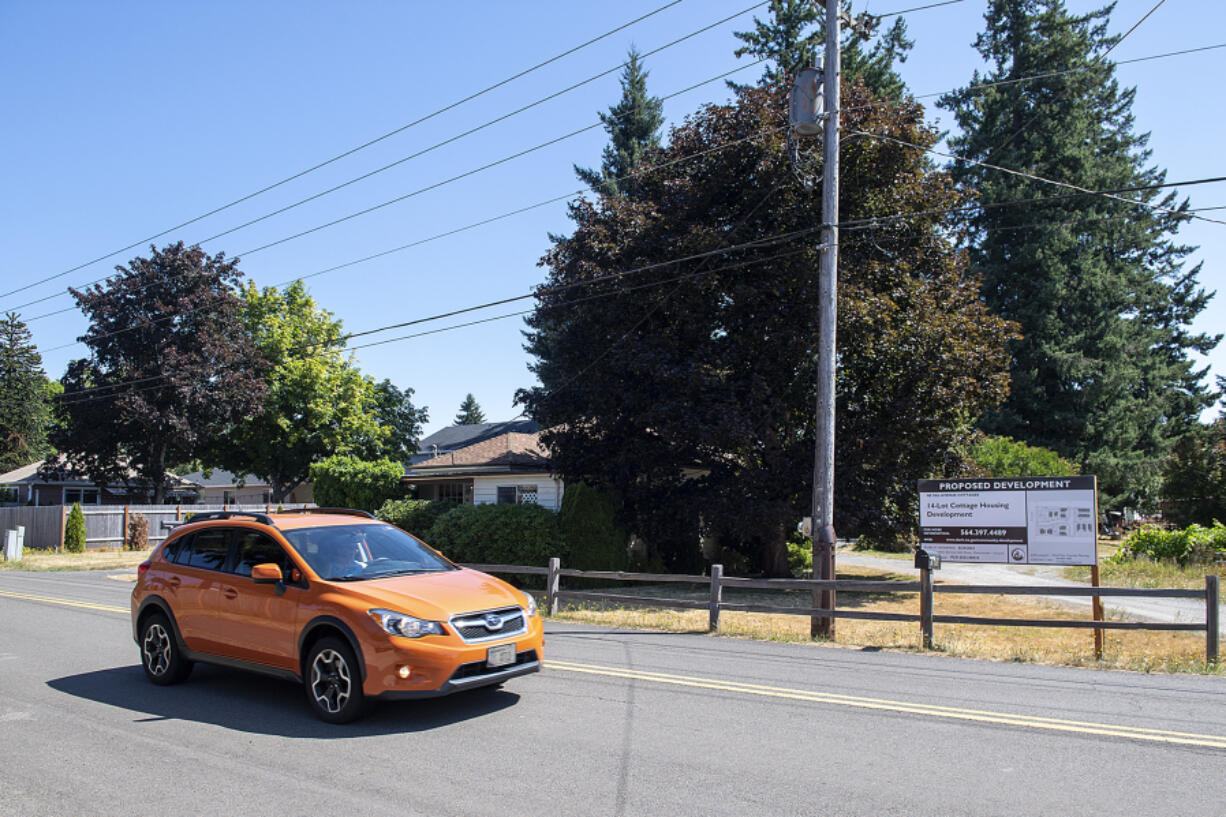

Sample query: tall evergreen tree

[731,0,913,98]
[454,394,486,425]
[0,312,53,471]
[940,0,1218,508]
[574,47,663,198]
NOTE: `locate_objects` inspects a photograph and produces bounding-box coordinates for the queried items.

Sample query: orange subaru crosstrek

[131,508,543,722]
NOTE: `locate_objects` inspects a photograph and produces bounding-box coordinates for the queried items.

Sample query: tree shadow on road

[48,663,521,738]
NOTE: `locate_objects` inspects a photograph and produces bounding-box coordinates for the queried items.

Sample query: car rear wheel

[140,612,193,685]
[305,637,366,723]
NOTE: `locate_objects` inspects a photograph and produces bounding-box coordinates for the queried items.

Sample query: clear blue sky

[2,0,1222,436]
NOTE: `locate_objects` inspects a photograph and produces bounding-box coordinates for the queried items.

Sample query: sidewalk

[836,550,1222,624]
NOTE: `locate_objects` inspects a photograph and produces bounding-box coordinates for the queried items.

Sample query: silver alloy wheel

[142,623,171,676]
[310,649,352,714]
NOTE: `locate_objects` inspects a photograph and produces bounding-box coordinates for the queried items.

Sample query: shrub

[64,502,86,553]
[1113,522,1226,566]
[309,456,404,511]
[558,482,627,571]
[968,435,1079,478]
[427,502,565,566]
[376,499,458,539]
[124,513,149,551]
[786,529,813,577]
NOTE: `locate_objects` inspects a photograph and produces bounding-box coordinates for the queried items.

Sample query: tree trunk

[762,523,791,578]
[150,442,167,505]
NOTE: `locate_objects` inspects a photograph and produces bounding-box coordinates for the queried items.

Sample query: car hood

[334,568,526,620]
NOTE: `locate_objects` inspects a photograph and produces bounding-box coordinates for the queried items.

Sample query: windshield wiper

[365,568,442,579]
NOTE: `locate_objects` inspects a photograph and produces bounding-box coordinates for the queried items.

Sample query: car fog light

[397,665,412,679]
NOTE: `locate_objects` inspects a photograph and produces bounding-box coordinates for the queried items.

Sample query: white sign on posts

[917,476,1097,566]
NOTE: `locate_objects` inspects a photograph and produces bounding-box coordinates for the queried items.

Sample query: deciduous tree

[519,82,1016,571]
[55,243,266,502]
[208,280,385,501]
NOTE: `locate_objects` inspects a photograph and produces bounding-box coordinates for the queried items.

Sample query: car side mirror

[251,563,284,583]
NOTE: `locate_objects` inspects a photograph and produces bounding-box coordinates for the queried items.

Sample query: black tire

[304,637,366,723]
[139,611,193,685]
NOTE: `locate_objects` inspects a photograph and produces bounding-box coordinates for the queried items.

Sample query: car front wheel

[305,637,366,723]
[139,612,192,685]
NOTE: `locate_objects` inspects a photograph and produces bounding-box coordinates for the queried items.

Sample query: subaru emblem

[483,613,504,631]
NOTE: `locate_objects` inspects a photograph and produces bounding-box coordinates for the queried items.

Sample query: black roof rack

[184,511,274,526]
[273,507,376,520]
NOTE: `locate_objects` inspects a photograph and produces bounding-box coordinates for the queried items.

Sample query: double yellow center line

[547,661,1226,749]
[0,588,128,614]
[3,586,1223,749]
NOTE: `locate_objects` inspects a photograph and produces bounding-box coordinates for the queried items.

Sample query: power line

[980,0,1169,165]
[34,172,1222,407]
[13,58,768,317]
[0,0,693,303]
[22,34,1219,322]
[852,129,1226,226]
[22,182,1222,412]
[7,0,973,313]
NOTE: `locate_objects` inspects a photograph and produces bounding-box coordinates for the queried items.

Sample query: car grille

[450,606,527,643]
[450,649,540,681]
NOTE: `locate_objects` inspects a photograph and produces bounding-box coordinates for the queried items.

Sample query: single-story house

[404,425,563,511]
[176,470,315,506]
[0,458,200,506]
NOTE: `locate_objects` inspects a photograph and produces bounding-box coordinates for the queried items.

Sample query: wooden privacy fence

[461,558,1221,664]
[0,503,312,550]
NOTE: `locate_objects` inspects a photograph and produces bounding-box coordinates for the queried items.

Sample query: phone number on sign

[959,528,1007,537]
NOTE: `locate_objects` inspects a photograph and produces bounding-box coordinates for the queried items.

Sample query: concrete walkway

[837,550,1221,625]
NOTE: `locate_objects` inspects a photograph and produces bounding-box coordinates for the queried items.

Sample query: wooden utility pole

[810,0,841,639]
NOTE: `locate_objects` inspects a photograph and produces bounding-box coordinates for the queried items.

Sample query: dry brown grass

[0,548,152,572]
[552,565,1220,675]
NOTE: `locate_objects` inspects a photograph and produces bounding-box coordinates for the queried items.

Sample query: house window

[261,491,272,504]
[437,482,467,503]
[63,488,99,505]
[223,490,236,505]
[497,485,539,505]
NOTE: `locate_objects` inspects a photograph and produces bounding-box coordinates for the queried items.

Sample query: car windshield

[283,524,455,581]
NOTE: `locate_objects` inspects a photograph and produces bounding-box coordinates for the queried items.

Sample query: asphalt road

[2,570,1225,817]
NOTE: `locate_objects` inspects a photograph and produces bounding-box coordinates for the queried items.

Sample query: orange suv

[131,508,543,722]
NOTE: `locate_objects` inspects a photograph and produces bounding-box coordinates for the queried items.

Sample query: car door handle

[222,588,238,600]
[167,576,180,588]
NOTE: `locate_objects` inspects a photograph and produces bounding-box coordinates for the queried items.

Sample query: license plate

[486,643,516,668]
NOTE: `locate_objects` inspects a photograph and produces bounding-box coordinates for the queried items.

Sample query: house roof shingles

[410,432,550,473]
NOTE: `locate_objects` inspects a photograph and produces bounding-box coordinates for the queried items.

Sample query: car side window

[233,531,291,578]
[162,533,190,563]
[185,528,231,571]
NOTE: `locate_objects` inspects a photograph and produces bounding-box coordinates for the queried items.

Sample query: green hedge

[969,435,1078,477]
[309,455,403,511]
[1113,522,1226,566]
[427,502,565,566]
[376,498,458,539]
[558,482,627,571]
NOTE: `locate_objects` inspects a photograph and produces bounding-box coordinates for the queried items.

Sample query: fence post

[59,505,67,552]
[122,505,129,549]
[176,504,181,521]
[1207,574,1219,665]
[920,566,934,650]
[709,563,723,632]
[546,557,560,616]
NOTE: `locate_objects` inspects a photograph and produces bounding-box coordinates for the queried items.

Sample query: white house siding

[472,475,564,511]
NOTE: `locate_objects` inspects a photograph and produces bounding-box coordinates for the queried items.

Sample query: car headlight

[369,608,444,638]
[522,590,538,618]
